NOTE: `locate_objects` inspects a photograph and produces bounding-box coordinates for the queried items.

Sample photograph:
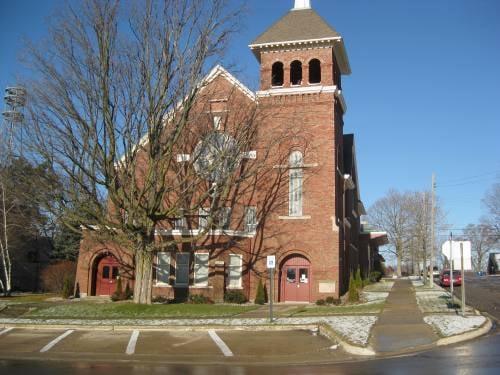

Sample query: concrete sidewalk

[370,279,438,353]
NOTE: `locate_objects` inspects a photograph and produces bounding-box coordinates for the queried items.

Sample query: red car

[439,270,462,287]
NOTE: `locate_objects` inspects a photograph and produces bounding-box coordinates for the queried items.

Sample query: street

[452,275,500,321]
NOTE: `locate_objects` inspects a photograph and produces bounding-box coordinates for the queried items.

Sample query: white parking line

[0,327,14,336]
[208,330,233,357]
[40,330,74,353]
[126,330,140,355]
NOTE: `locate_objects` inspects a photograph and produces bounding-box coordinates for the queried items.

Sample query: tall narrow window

[244,206,257,232]
[175,253,190,286]
[290,60,302,85]
[309,59,321,84]
[271,62,284,86]
[218,207,231,230]
[212,115,222,130]
[289,151,304,216]
[194,253,209,286]
[174,216,186,230]
[156,252,170,284]
[228,254,243,288]
[199,207,210,230]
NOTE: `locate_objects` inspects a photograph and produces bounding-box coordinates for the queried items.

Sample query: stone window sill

[278,215,311,220]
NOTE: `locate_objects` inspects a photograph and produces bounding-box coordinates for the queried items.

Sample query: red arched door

[95,255,120,296]
[280,255,311,302]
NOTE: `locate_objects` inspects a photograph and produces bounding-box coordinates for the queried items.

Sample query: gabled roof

[251,9,340,45]
[117,65,255,165]
[204,65,256,102]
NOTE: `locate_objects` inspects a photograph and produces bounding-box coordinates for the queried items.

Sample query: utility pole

[450,232,455,308]
[430,173,436,288]
[460,242,466,317]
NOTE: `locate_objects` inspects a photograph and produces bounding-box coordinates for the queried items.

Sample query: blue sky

[1,0,499,239]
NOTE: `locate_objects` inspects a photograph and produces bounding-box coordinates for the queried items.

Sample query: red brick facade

[76,5,382,303]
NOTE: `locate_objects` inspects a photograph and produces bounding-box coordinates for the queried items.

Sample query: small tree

[348,274,359,303]
[255,279,266,305]
[62,277,73,299]
[355,268,363,289]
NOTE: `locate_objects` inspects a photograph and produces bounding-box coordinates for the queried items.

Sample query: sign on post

[267,255,276,269]
[266,255,276,323]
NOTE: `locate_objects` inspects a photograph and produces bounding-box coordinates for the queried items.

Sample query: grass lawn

[0,293,59,303]
[25,302,258,319]
[289,302,384,316]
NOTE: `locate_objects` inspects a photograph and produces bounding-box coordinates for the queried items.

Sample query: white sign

[266,255,276,269]
[441,240,472,271]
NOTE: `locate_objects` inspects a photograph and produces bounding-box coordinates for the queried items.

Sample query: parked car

[439,270,462,287]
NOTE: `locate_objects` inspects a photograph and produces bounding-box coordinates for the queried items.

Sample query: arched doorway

[280,254,311,302]
[93,253,120,296]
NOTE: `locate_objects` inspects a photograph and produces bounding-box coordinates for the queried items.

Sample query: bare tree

[0,181,13,295]
[463,223,496,272]
[22,0,254,304]
[368,190,413,277]
[482,182,500,239]
[23,0,298,304]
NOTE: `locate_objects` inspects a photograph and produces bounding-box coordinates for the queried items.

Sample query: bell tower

[249,0,350,99]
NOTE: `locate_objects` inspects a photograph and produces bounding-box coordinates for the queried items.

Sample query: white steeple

[293,0,311,10]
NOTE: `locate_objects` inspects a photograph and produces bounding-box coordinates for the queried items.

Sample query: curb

[436,317,493,346]
[0,322,317,332]
[318,323,375,356]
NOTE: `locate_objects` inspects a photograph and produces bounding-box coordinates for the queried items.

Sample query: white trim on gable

[204,65,256,101]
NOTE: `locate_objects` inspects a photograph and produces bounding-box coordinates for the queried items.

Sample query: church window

[309,59,321,84]
[290,60,302,85]
[289,151,304,216]
[271,62,284,86]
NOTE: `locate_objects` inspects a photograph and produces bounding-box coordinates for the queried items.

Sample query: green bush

[111,277,127,302]
[188,294,212,304]
[255,279,266,305]
[124,282,133,299]
[348,274,359,303]
[369,271,382,283]
[316,299,326,306]
[224,290,247,304]
[61,277,73,299]
[325,296,340,305]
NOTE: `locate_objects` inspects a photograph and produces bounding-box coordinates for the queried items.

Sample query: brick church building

[75,0,387,303]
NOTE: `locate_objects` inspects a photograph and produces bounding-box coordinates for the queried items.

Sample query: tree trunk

[133,247,154,304]
[396,249,402,278]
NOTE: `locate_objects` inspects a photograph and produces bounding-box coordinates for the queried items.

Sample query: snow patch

[424,315,486,337]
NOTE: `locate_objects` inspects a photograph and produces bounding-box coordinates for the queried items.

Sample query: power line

[438,170,500,185]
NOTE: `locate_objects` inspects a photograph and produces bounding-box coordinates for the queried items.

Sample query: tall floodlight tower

[2,86,27,158]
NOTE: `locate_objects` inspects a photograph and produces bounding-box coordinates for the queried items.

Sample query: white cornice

[249,36,341,50]
[257,84,337,97]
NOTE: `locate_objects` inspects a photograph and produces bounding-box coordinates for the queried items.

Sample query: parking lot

[0,327,344,364]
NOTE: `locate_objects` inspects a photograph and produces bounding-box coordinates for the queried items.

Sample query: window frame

[218,207,232,230]
[289,151,304,216]
[175,253,190,286]
[244,206,257,232]
[227,254,243,289]
[155,252,171,286]
[193,252,210,287]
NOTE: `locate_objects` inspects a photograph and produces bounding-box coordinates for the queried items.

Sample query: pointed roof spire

[293,0,311,10]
